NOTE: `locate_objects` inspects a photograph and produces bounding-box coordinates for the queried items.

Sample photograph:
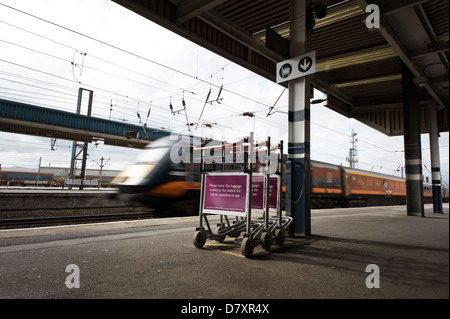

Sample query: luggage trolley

[192,133,292,257]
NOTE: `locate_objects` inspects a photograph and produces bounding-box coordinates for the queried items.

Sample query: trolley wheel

[193,231,206,248]
[214,226,226,243]
[261,232,272,250]
[274,228,285,245]
[240,237,254,257]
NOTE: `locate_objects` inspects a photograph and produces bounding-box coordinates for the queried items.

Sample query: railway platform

[0,204,448,304]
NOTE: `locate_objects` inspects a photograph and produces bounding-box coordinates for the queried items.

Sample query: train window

[360,177,366,186]
[326,172,334,184]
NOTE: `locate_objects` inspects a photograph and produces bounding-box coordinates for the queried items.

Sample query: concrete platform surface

[0,204,448,304]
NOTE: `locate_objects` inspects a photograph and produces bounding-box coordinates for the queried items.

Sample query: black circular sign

[279,63,292,78]
[298,57,313,73]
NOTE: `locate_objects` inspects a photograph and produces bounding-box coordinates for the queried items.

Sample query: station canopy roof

[112,0,449,136]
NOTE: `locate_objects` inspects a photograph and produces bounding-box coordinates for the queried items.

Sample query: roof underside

[112,0,449,136]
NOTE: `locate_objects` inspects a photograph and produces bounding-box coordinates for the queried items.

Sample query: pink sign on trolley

[202,173,279,216]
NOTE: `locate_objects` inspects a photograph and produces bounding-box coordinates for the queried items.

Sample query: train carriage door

[325,171,334,192]
[186,138,200,194]
[342,169,351,197]
[382,179,392,196]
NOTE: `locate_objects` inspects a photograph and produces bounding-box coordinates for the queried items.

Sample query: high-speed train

[112,136,438,215]
[112,136,203,215]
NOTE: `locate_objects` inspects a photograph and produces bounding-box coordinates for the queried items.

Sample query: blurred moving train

[0,166,119,188]
[112,136,448,215]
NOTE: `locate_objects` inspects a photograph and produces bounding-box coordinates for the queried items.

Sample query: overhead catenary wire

[0,61,187,129]
[0,4,273,109]
[0,27,248,133]
[0,59,251,139]
[0,18,235,106]
[0,14,266,130]
[0,38,185,97]
[0,21,196,96]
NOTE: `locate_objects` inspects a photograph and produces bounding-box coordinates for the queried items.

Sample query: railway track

[0,211,157,229]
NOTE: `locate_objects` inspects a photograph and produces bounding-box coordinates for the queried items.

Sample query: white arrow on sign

[298,57,313,73]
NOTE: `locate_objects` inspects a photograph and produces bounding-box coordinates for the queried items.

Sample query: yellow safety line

[204,238,316,258]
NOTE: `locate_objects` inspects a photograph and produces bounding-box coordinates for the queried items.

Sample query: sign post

[285,0,313,236]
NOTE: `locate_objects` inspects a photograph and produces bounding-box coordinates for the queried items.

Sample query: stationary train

[112,136,446,215]
[0,167,118,187]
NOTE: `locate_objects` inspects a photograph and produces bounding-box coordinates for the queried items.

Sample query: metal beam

[199,10,285,63]
[331,74,402,88]
[113,0,280,82]
[381,0,433,16]
[323,93,353,118]
[177,0,228,23]
[316,44,396,72]
[413,4,449,75]
[354,0,446,109]
[0,117,151,148]
[311,76,354,108]
[0,98,166,148]
[409,41,449,59]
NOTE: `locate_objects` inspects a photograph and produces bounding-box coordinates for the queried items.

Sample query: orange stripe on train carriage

[350,189,407,196]
[312,187,342,194]
[351,190,431,197]
[146,181,201,197]
[390,191,407,196]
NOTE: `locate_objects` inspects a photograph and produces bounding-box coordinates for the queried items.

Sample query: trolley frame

[192,133,292,257]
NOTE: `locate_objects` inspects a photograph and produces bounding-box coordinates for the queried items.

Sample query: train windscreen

[135,146,170,164]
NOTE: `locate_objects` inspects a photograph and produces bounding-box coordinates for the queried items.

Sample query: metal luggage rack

[192,132,293,257]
